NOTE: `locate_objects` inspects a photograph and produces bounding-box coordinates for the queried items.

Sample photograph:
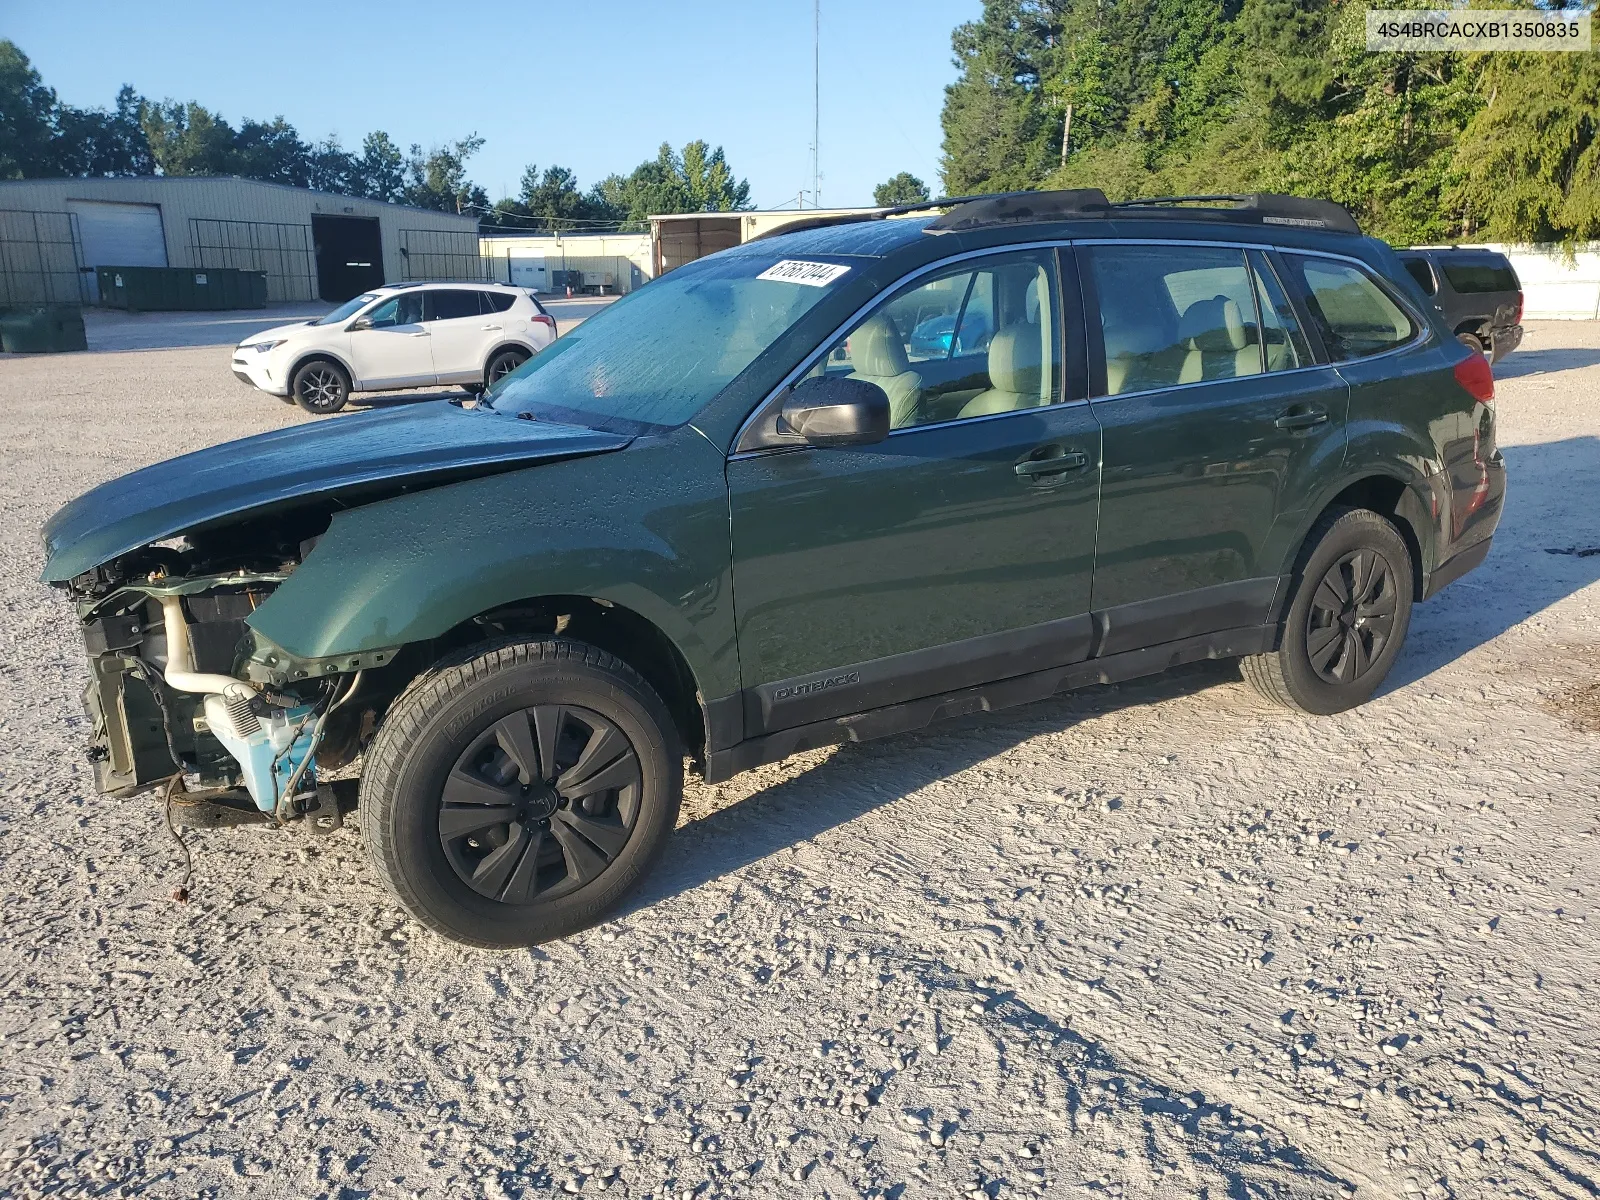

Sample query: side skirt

[703,624,1276,784]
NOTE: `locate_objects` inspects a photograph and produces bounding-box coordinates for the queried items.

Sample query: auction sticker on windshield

[757,260,852,287]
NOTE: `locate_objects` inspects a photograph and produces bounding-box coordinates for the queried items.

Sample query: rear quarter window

[1440,259,1518,293]
[1285,255,1417,361]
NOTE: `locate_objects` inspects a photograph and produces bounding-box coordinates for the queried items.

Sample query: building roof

[0,174,478,223]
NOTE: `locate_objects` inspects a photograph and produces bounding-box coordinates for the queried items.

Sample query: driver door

[347,291,435,389]
[727,248,1102,736]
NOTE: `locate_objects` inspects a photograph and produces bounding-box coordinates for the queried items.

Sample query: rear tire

[360,639,682,948]
[1241,508,1414,715]
[485,347,529,388]
[1456,331,1486,357]
[291,359,350,414]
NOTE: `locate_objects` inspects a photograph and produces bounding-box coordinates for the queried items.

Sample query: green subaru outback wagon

[42,190,1504,946]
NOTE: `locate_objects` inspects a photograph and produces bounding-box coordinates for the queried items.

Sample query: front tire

[291,359,351,414]
[1241,508,1414,715]
[360,639,682,947]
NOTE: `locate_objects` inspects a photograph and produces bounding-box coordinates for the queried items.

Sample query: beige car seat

[1177,296,1262,383]
[846,316,921,428]
[1104,313,1185,394]
[958,326,1045,418]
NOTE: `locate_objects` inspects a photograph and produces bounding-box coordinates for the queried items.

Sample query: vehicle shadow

[1495,347,1600,380]
[1383,434,1600,689]
[629,659,1242,910]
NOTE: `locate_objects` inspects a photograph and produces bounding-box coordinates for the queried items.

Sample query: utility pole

[812,0,820,210]
[1060,102,1073,167]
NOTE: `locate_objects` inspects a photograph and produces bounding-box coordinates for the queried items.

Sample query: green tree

[139,100,239,176]
[0,40,61,178]
[354,131,406,202]
[589,142,753,231]
[403,135,489,213]
[873,172,931,205]
[54,85,155,177]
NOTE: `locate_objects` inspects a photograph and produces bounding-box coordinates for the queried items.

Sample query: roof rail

[926,189,1111,232]
[1116,193,1361,234]
[751,189,1360,243]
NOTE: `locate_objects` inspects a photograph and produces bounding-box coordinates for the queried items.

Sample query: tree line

[939,0,1600,245]
[0,40,751,232]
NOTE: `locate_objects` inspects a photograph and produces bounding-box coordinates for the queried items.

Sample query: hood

[237,320,318,346]
[42,402,631,583]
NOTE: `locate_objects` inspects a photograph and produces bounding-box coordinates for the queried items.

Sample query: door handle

[480,324,503,331]
[1274,406,1328,430]
[1015,449,1089,478]
[408,331,430,338]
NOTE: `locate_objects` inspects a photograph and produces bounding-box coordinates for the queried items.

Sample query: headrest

[849,315,910,377]
[988,325,1042,396]
[1102,312,1176,359]
[1178,296,1248,352]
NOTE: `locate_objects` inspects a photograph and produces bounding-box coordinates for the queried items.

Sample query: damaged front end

[67,530,382,825]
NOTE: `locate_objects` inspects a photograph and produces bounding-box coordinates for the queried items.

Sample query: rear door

[727,247,1102,736]
[1083,242,1348,650]
[425,289,497,384]
[346,291,433,389]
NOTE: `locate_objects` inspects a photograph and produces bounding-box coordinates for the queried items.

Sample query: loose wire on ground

[163,774,193,903]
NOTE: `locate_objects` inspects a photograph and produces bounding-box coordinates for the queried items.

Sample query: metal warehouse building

[0,176,479,306]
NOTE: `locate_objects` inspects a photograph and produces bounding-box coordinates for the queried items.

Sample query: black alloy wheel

[1240,507,1414,715]
[292,359,350,414]
[486,348,528,387]
[439,705,642,905]
[360,639,682,947]
[1303,547,1399,685]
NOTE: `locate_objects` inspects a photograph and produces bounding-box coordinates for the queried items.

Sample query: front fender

[245,430,740,700]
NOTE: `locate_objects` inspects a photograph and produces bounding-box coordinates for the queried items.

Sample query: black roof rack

[751,189,1360,244]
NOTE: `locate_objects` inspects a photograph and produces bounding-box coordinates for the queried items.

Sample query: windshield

[315,293,380,326]
[486,253,855,431]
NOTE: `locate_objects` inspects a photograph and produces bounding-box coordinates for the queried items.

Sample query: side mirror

[349,316,374,331]
[779,376,890,447]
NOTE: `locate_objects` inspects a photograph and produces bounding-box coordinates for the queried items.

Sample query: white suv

[232,282,558,413]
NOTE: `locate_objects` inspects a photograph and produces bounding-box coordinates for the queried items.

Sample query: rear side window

[425,290,482,321]
[1284,256,1416,361]
[482,291,516,313]
[1087,244,1263,395]
[1402,258,1437,296]
[1440,259,1518,293]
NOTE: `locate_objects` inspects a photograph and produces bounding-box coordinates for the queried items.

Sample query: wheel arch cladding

[1292,473,1434,601]
[243,437,742,707]
[290,350,353,389]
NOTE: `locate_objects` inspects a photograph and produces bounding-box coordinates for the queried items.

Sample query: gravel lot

[1,322,1598,1200]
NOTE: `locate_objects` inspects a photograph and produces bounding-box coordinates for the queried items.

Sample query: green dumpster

[95,266,270,312]
[0,306,88,353]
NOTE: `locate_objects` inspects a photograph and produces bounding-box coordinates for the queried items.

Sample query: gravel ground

[0,323,1597,1200]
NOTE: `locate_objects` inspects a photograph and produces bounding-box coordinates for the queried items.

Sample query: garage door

[68,200,167,301]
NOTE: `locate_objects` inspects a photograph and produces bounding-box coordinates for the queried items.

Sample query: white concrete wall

[479,232,653,291]
[1481,243,1600,320]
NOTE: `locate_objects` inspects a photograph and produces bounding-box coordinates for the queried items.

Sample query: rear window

[1440,259,1518,294]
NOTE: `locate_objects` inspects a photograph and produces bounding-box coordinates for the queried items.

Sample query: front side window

[487,251,852,432]
[811,250,1060,429]
[364,292,423,328]
[1088,244,1263,395]
[1285,255,1415,360]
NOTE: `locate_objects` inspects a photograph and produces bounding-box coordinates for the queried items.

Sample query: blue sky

[9,0,978,209]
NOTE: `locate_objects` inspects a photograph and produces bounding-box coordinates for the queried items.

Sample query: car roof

[370,281,526,293]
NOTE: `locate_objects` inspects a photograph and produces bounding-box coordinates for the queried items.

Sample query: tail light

[1513,291,1524,324]
[532,314,556,334]
[1453,351,1494,404]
